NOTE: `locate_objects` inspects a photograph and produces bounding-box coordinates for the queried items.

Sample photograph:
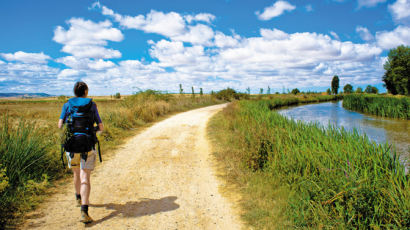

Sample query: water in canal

[277,101,409,163]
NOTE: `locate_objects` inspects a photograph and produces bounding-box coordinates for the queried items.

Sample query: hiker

[58,81,104,224]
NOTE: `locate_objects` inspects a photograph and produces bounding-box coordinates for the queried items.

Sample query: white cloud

[376,25,410,49]
[260,28,289,40]
[149,40,210,68]
[101,7,186,37]
[0,61,61,93]
[96,4,218,47]
[172,24,214,45]
[53,18,123,59]
[88,59,116,70]
[61,45,121,59]
[330,31,340,40]
[358,0,387,8]
[185,13,216,24]
[256,1,296,21]
[388,0,410,22]
[58,69,80,79]
[1,51,51,64]
[356,26,374,41]
[214,32,241,48]
[306,4,313,12]
[56,56,116,71]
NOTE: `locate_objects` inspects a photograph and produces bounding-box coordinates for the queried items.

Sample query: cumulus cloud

[100,6,186,37]
[358,0,387,8]
[256,1,296,21]
[388,0,410,23]
[96,3,217,46]
[376,25,410,49]
[53,18,123,59]
[214,32,241,48]
[0,51,51,64]
[172,24,215,45]
[356,26,374,41]
[58,69,80,79]
[185,13,216,24]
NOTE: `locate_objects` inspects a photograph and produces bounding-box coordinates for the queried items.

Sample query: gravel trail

[23,103,241,230]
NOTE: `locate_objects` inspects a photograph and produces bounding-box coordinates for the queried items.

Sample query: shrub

[291,88,300,95]
[214,88,249,101]
[343,84,353,94]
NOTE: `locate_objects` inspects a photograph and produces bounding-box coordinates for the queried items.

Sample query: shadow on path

[86,196,179,227]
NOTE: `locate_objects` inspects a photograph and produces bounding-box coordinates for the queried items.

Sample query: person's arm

[93,103,104,133]
[58,103,68,129]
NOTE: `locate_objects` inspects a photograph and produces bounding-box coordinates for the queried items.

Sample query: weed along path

[23,103,242,229]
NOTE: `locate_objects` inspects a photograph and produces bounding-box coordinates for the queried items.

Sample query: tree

[191,86,195,98]
[246,87,251,95]
[267,86,271,95]
[326,88,331,95]
[343,84,353,94]
[199,88,203,96]
[291,88,300,95]
[372,86,379,94]
[383,45,410,95]
[331,75,339,94]
[355,87,363,93]
[179,84,183,95]
[259,88,263,94]
[114,92,121,99]
[365,85,378,94]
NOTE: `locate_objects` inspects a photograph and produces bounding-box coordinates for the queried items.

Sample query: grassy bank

[209,95,409,229]
[342,94,409,119]
[0,91,222,228]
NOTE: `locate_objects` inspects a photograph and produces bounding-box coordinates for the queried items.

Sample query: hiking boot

[76,198,81,207]
[75,194,81,207]
[80,210,93,224]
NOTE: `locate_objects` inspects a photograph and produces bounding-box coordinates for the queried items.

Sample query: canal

[277,100,409,165]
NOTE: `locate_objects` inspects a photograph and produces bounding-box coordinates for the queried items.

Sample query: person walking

[58,81,104,224]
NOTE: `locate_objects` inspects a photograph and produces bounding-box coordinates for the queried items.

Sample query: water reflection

[277,101,409,160]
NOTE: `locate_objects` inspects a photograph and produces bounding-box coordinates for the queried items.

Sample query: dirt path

[23,104,242,229]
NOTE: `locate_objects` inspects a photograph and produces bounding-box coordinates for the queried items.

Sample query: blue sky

[0,0,409,95]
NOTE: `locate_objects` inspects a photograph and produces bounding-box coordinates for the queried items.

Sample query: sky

[0,0,409,95]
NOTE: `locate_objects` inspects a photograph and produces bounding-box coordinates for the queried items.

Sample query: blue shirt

[60,100,102,124]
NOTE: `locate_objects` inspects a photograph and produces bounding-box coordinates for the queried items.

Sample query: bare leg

[72,168,80,195]
[80,169,91,205]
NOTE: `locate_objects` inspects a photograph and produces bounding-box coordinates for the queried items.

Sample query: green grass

[209,95,409,229]
[343,94,409,119]
[0,91,222,228]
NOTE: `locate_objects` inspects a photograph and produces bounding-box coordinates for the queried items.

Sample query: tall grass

[0,116,55,226]
[343,94,409,119]
[209,96,409,229]
[0,91,221,228]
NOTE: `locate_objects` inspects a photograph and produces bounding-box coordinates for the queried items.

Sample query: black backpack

[63,98,97,154]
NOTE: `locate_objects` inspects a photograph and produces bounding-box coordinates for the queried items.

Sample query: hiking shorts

[66,150,96,170]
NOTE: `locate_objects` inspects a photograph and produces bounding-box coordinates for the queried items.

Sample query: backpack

[63,97,97,155]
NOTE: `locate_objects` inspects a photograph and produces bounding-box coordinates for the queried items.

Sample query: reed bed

[343,94,409,119]
[209,95,409,229]
[0,91,221,227]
